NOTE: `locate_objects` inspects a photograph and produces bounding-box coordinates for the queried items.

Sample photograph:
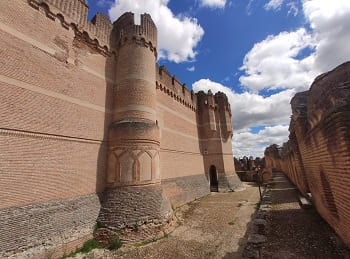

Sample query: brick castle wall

[264,62,350,246]
[0,0,111,256]
[0,0,241,256]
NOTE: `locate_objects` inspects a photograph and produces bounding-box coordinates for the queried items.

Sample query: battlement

[156,65,197,112]
[29,0,113,53]
[113,12,157,50]
[197,91,231,112]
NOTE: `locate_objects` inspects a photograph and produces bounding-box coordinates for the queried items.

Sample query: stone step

[298,195,313,209]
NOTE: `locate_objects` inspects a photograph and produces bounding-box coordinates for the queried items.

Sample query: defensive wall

[264,62,350,247]
[0,0,242,257]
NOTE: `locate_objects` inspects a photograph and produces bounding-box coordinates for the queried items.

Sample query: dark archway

[209,165,218,192]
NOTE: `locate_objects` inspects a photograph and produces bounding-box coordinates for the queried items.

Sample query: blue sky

[86,0,350,157]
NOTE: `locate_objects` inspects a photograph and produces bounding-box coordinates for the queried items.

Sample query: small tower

[197,91,242,192]
[97,13,172,232]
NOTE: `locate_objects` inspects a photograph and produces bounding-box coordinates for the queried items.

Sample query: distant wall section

[156,66,209,207]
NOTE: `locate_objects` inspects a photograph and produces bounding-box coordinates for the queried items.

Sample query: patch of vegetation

[62,235,122,258]
[228,220,236,225]
[62,239,104,258]
[93,223,100,234]
[108,235,123,250]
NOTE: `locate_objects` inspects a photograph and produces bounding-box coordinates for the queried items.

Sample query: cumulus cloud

[240,0,350,92]
[239,28,317,92]
[232,125,289,157]
[108,0,204,63]
[303,0,350,72]
[199,0,226,8]
[264,0,284,11]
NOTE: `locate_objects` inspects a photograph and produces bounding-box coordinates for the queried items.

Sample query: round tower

[97,13,172,233]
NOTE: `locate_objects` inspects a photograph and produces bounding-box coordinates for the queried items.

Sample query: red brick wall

[264,63,350,246]
[0,0,113,208]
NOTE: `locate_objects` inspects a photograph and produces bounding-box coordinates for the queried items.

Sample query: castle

[0,0,242,257]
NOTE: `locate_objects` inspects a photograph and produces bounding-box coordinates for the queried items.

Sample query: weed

[108,235,122,250]
[61,239,104,258]
[228,220,236,225]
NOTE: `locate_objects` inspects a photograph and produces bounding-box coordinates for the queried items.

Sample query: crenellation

[156,64,197,111]
[28,0,112,54]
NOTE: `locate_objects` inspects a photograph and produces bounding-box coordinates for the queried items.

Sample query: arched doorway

[209,165,218,192]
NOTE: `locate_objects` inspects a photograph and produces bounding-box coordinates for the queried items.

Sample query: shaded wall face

[270,63,350,247]
[295,110,350,246]
[0,0,114,255]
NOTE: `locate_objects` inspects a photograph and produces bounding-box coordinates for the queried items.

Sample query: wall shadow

[95,21,117,214]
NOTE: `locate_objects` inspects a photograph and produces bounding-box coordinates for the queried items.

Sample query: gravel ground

[74,184,260,259]
[261,171,348,259]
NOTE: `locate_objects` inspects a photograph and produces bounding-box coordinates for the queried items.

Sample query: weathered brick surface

[97,185,172,228]
[0,0,241,256]
[0,193,101,256]
[161,174,210,207]
[264,62,350,246]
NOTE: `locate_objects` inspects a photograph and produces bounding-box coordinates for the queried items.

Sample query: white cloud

[264,0,284,11]
[239,28,317,92]
[108,0,204,63]
[240,0,350,92]
[187,66,195,72]
[303,0,350,72]
[192,78,292,157]
[287,2,298,16]
[235,0,350,155]
[233,125,289,157]
[199,0,226,8]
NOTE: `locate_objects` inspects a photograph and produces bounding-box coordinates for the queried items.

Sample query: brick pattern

[264,62,350,246]
[0,1,242,256]
[161,174,210,207]
[0,193,101,256]
[97,185,172,229]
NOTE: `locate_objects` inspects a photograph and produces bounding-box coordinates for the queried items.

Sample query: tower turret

[97,13,172,234]
[197,91,243,192]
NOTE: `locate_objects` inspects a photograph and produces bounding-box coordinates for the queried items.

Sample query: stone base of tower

[218,172,245,192]
[96,184,173,242]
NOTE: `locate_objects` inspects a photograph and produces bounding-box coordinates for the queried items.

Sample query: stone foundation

[219,172,245,192]
[161,174,211,207]
[0,193,101,257]
[97,184,172,229]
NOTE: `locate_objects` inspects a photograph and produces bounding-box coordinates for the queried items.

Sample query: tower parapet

[113,12,157,56]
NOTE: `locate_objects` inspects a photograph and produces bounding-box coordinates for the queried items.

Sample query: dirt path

[78,184,260,259]
[262,171,347,259]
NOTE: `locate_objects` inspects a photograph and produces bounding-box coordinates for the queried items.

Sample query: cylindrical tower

[97,13,172,233]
